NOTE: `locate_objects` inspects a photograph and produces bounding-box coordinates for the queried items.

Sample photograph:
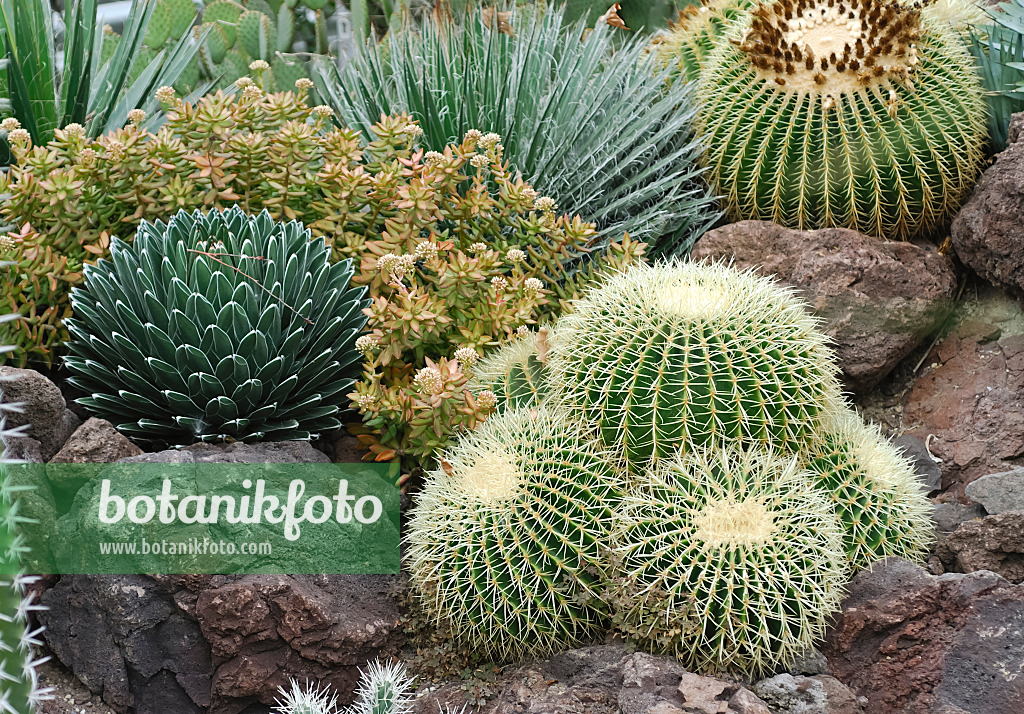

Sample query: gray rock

[49,417,143,465]
[691,221,957,392]
[118,440,331,465]
[936,512,1024,583]
[824,557,1024,713]
[932,502,987,534]
[729,688,774,714]
[0,366,79,459]
[753,674,863,714]
[2,434,43,463]
[891,435,943,495]
[785,647,831,677]
[965,468,1024,514]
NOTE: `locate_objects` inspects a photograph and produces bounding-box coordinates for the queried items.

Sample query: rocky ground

[8,113,1024,714]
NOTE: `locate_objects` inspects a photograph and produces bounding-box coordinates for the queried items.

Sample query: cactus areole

[698,0,987,239]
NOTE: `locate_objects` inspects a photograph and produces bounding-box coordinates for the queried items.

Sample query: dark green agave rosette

[64,207,369,446]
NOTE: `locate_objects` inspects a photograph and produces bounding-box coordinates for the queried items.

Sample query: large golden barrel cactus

[697,0,987,239]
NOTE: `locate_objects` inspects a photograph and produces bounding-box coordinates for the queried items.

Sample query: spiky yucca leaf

[697,0,988,239]
[612,444,848,676]
[803,407,935,571]
[548,261,842,468]
[64,207,369,447]
[405,406,627,662]
[465,330,550,412]
[0,315,53,713]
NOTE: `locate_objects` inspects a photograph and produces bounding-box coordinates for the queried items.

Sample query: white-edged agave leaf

[230,379,263,413]
[266,374,300,405]
[146,357,188,392]
[213,354,250,385]
[115,365,159,396]
[168,276,193,311]
[113,299,147,336]
[186,289,218,328]
[237,330,270,367]
[205,396,239,422]
[200,324,233,358]
[210,270,234,306]
[177,344,214,374]
[143,324,177,363]
[164,390,198,414]
[254,355,287,384]
[256,302,282,345]
[169,308,202,348]
[142,291,171,331]
[110,332,148,364]
[216,301,251,343]
[187,372,226,401]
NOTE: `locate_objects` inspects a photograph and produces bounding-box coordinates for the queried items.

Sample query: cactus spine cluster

[548,261,842,468]
[466,329,550,412]
[803,407,935,570]
[0,341,52,713]
[653,0,754,82]
[695,0,987,239]
[612,444,848,675]
[405,405,626,661]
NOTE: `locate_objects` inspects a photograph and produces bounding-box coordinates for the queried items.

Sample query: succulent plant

[405,405,627,662]
[344,660,414,714]
[273,679,341,714]
[695,0,988,239]
[610,443,848,676]
[803,407,935,571]
[548,261,842,468]
[0,320,53,713]
[465,329,550,412]
[651,0,754,83]
[63,207,369,446]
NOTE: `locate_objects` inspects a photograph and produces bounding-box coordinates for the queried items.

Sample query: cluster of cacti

[63,207,369,447]
[548,261,843,468]
[99,0,201,90]
[408,261,933,675]
[660,0,988,239]
[612,444,848,674]
[0,337,52,712]
[405,405,627,661]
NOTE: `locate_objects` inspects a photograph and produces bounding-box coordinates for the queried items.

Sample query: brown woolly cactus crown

[739,0,923,99]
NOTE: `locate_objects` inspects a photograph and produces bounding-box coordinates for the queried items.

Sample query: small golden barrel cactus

[803,407,935,571]
[611,444,848,675]
[548,261,842,468]
[697,0,987,239]
[652,0,755,82]
[404,406,627,662]
[466,329,551,412]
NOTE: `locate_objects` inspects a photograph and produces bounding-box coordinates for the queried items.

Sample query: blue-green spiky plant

[64,207,369,447]
[611,443,848,676]
[548,261,843,469]
[405,405,627,662]
[0,314,52,713]
[695,0,988,239]
[803,407,935,571]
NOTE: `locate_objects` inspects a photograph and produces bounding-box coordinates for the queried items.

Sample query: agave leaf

[88,0,157,136]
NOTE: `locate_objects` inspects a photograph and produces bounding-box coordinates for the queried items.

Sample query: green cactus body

[238,10,277,60]
[223,48,254,85]
[99,24,121,66]
[803,408,935,571]
[144,0,175,48]
[272,56,308,93]
[203,0,245,46]
[277,3,295,52]
[405,406,627,662]
[165,0,198,39]
[174,55,202,93]
[199,22,232,67]
[548,261,842,469]
[63,208,369,447]
[245,0,278,19]
[612,444,848,675]
[301,0,330,10]
[653,0,754,83]
[1,371,51,711]
[128,46,161,86]
[696,0,988,240]
[467,333,549,411]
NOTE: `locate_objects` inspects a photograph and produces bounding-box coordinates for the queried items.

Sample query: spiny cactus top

[803,406,935,570]
[64,208,369,446]
[549,261,842,467]
[466,329,550,412]
[697,0,987,239]
[611,443,848,675]
[404,405,627,662]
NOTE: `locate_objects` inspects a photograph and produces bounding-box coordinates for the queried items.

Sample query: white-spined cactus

[803,407,935,571]
[405,405,627,662]
[548,261,842,468]
[0,316,52,713]
[466,329,550,411]
[611,443,848,675]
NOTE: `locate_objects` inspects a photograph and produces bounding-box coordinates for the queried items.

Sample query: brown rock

[951,111,1024,294]
[0,366,80,459]
[936,512,1024,583]
[49,417,143,464]
[823,557,1024,714]
[901,330,1024,497]
[691,221,957,392]
[729,688,773,714]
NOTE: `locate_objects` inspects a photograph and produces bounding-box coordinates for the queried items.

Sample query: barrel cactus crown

[1,364,52,712]
[803,407,935,570]
[405,406,627,661]
[611,444,848,675]
[653,0,754,83]
[466,329,551,412]
[65,208,369,446]
[696,0,987,239]
[548,261,842,468]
